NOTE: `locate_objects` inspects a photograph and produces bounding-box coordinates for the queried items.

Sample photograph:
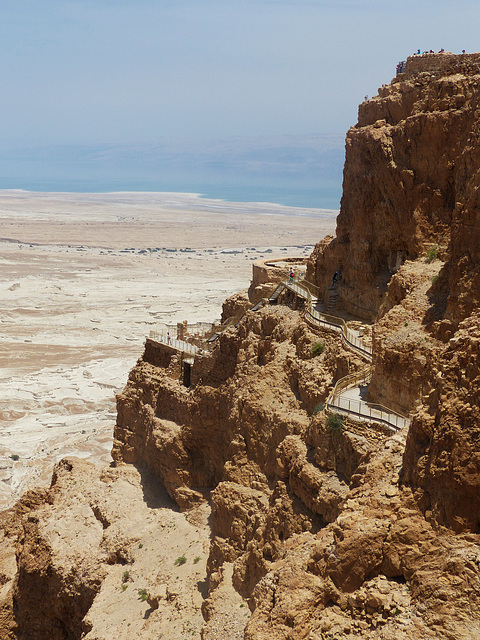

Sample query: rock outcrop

[307,52,480,325]
[0,458,212,640]
[403,309,480,533]
[113,305,366,513]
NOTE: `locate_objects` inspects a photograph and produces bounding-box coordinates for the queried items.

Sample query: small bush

[121,583,128,592]
[174,555,187,566]
[137,588,148,601]
[431,275,439,284]
[326,412,344,433]
[425,246,438,263]
[311,341,325,357]
[122,570,130,583]
[313,402,325,415]
[193,556,201,564]
[10,454,19,461]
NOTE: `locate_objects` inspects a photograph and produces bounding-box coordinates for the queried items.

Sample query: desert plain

[0,190,337,508]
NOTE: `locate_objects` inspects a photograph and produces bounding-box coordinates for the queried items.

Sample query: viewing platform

[396,51,480,80]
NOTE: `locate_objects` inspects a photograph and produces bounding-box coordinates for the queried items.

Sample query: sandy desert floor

[0,190,337,508]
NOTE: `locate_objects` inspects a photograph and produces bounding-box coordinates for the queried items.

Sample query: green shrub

[137,588,148,601]
[311,341,325,357]
[193,556,201,564]
[174,555,187,566]
[10,454,19,461]
[425,246,438,263]
[326,412,344,433]
[122,570,130,583]
[313,402,325,415]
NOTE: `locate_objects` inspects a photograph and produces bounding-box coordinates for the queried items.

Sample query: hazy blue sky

[1,0,479,148]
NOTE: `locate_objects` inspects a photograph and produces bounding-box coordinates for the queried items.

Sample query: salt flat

[0,190,337,507]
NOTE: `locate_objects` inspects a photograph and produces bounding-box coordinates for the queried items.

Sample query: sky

[1,0,479,148]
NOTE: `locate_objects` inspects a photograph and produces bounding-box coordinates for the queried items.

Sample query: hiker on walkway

[289,269,294,282]
[332,271,339,286]
[167,331,171,344]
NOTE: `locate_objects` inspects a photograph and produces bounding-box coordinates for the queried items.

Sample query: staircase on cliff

[325,285,339,314]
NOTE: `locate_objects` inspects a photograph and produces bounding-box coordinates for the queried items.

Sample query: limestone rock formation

[307,52,480,325]
[403,309,480,532]
[0,458,212,640]
[113,305,365,513]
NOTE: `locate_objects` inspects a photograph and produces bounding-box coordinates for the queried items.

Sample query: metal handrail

[148,331,203,356]
[147,275,409,432]
[275,279,372,360]
[327,395,409,431]
[273,278,409,431]
[299,279,321,299]
[325,366,409,432]
[148,282,281,353]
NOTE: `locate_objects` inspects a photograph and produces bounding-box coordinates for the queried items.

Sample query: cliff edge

[307,51,480,328]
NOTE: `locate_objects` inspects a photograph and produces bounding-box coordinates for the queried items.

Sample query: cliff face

[403,310,480,532]
[307,52,480,325]
[113,305,365,514]
[2,52,480,640]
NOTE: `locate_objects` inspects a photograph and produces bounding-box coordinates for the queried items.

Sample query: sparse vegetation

[425,245,438,263]
[122,570,130,583]
[431,274,439,284]
[121,583,128,592]
[10,454,19,461]
[313,402,325,415]
[326,412,344,433]
[311,341,325,357]
[193,556,201,564]
[174,555,187,566]
[137,588,148,601]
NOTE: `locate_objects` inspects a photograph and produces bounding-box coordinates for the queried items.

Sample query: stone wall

[403,51,480,78]
[144,338,182,379]
[250,257,305,291]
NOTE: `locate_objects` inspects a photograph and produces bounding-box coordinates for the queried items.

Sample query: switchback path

[270,278,409,432]
[148,276,410,433]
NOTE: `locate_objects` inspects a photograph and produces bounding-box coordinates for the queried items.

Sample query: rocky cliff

[2,51,480,640]
[307,51,480,327]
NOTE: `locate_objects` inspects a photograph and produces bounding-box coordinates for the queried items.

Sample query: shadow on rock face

[135,463,179,511]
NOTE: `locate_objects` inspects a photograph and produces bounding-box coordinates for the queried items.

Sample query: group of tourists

[413,48,466,55]
[397,49,467,76]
